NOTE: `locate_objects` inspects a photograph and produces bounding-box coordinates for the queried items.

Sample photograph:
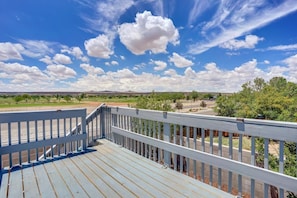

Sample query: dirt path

[0,101,128,114]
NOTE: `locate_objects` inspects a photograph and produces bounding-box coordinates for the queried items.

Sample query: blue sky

[1,0,297,92]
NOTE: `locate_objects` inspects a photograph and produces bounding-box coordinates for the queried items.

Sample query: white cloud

[80,63,105,75]
[46,64,76,80]
[39,55,53,65]
[120,55,125,60]
[105,62,110,66]
[264,60,270,64]
[84,34,113,58]
[267,44,297,51]
[118,11,179,55]
[81,0,134,35]
[151,60,167,71]
[220,35,263,50]
[0,61,49,84]
[169,53,194,68]
[0,42,24,61]
[111,61,119,65]
[61,46,89,62]
[18,39,57,57]
[164,69,177,76]
[189,0,297,54]
[53,54,72,64]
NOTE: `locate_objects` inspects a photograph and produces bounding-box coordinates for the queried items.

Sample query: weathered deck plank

[22,165,40,198]
[0,139,233,198]
[32,163,56,198]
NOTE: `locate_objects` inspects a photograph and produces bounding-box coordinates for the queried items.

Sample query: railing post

[81,109,87,150]
[163,121,171,166]
[100,106,106,139]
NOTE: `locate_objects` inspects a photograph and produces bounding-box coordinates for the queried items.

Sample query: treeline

[134,91,217,111]
[215,76,297,197]
[215,76,297,122]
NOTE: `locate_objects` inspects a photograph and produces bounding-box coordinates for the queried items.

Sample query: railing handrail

[110,106,297,141]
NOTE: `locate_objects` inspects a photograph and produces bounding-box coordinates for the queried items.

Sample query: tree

[215,77,297,197]
[190,91,199,102]
[14,95,23,104]
[134,91,173,111]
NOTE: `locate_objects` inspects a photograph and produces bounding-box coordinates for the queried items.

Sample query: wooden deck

[0,139,232,198]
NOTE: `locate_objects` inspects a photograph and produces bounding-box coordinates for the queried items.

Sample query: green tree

[14,95,23,104]
[190,91,199,102]
[215,77,297,197]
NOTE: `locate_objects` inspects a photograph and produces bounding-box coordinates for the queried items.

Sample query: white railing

[0,108,87,168]
[108,106,297,198]
[1,105,296,198]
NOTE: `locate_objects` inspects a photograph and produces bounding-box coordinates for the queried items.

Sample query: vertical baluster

[186,126,190,176]
[209,130,213,185]
[153,121,156,161]
[264,138,269,198]
[250,136,255,198]
[173,124,177,171]
[35,120,38,161]
[141,119,144,157]
[228,132,233,193]
[63,118,66,155]
[279,141,284,198]
[43,120,46,159]
[193,127,197,179]
[158,122,161,164]
[144,119,148,157]
[163,122,170,166]
[8,122,12,167]
[76,117,79,151]
[27,121,30,163]
[179,125,183,173]
[91,114,94,142]
[57,119,60,156]
[137,118,141,155]
[18,122,21,165]
[69,118,72,153]
[148,121,152,160]
[238,133,243,197]
[218,131,222,189]
[201,128,205,181]
[50,119,53,157]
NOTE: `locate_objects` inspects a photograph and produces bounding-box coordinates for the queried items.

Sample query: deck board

[0,139,233,198]
[22,165,40,198]
[32,163,56,198]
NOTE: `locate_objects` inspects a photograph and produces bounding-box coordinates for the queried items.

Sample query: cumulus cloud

[111,61,119,65]
[169,53,194,68]
[118,11,179,55]
[84,34,113,58]
[264,60,270,64]
[39,55,53,65]
[46,64,76,80]
[53,54,72,64]
[80,63,105,75]
[151,60,167,71]
[164,69,177,76]
[0,42,24,61]
[220,35,263,50]
[120,55,125,60]
[61,46,89,62]
[0,61,49,84]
